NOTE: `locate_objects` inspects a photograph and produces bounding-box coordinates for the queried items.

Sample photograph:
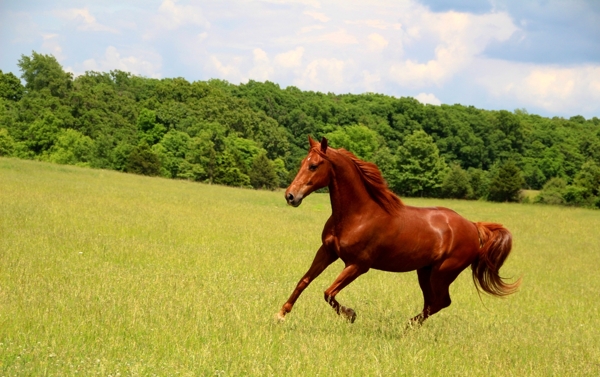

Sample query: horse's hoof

[275,311,286,323]
[341,306,357,323]
[406,315,424,330]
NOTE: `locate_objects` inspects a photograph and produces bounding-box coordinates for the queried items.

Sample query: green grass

[521,189,540,201]
[1,158,599,376]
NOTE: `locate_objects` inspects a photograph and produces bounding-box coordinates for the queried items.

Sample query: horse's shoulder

[321,216,336,243]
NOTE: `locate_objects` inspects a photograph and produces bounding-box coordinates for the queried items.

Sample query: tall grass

[1,158,599,376]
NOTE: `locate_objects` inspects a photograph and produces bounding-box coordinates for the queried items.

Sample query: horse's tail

[471,222,521,297]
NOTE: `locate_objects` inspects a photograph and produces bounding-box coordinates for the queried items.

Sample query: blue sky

[1,0,599,118]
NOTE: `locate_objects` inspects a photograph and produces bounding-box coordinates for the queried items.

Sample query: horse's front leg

[277,245,338,321]
[324,264,368,323]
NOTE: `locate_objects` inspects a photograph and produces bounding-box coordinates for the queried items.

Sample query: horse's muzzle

[285,192,303,207]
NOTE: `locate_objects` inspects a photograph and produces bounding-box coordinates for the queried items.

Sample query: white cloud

[295,58,347,91]
[390,59,445,88]
[198,32,208,42]
[82,46,162,78]
[263,0,322,7]
[415,92,441,106]
[41,34,66,61]
[525,69,575,101]
[389,9,519,87]
[362,70,381,92]
[367,33,388,52]
[208,55,245,83]
[299,24,325,34]
[248,48,274,81]
[345,19,401,30]
[56,8,118,33]
[477,59,600,114]
[275,47,305,68]
[158,0,209,29]
[5,0,599,117]
[304,11,330,22]
[143,0,209,39]
[317,28,358,45]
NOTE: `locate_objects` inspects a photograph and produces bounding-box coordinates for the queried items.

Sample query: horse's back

[370,205,480,272]
[404,205,480,253]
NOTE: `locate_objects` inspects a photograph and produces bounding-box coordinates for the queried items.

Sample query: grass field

[1,157,599,376]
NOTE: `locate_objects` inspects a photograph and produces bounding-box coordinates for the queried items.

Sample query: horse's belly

[369,232,443,272]
[370,250,434,272]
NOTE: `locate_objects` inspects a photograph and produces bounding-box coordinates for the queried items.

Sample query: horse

[276,136,520,324]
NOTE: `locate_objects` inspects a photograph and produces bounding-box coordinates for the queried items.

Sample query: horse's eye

[308,164,318,171]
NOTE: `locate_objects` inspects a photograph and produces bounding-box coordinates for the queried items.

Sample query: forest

[1,52,599,208]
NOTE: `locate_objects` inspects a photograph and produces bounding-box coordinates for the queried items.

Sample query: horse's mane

[333,148,404,214]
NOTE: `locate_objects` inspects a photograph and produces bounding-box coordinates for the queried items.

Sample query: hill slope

[1,158,599,375]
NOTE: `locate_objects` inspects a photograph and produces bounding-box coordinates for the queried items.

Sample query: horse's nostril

[287,193,294,201]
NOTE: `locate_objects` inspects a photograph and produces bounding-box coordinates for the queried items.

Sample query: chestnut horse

[276,137,520,324]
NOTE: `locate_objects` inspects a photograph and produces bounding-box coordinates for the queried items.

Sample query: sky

[1,0,600,119]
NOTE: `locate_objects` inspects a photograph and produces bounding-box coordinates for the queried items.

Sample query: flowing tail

[472,222,521,296]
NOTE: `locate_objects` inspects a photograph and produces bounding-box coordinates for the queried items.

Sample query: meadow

[1,157,599,376]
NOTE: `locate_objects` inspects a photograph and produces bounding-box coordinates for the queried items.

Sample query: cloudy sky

[1,0,600,118]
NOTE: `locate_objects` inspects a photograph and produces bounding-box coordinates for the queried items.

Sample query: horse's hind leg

[411,266,434,324]
[323,264,367,323]
[411,263,465,324]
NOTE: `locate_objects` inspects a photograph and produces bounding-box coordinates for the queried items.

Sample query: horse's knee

[298,277,311,289]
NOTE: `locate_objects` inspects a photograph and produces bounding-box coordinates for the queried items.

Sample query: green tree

[488,160,525,202]
[46,129,94,166]
[325,124,381,161]
[226,136,262,174]
[521,157,547,190]
[0,70,24,101]
[212,149,250,187]
[391,130,448,197]
[441,164,473,199]
[214,166,250,187]
[467,168,490,200]
[126,142,161,176]
[562,185,588,206]
[3,51,600,206]
[495,110,524,154]
[184,123,230,183]
[373,146,397,188]
[273,158,289,188]
[573,160,600,198]
[249,152,278,190]
[110,142,134,172]
[538,146,566,182]
[185,136,215,182]
[584,139,600,166]
[137,108,166,145]
[18,52,73,99]
[253,116,290,160]
[153,130,191,178]
[535,177,567,205]
[0,128,15,156]
[26,111,62,154]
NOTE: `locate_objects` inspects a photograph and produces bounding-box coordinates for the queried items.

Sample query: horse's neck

[328,156,375,221]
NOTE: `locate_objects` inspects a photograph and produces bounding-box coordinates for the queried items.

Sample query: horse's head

[285,136,332,207]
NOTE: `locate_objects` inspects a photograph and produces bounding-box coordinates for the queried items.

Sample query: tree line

[1,52,599,208]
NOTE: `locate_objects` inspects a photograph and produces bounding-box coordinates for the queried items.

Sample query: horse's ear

[320,137,328,153]
[308,135,319,149]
